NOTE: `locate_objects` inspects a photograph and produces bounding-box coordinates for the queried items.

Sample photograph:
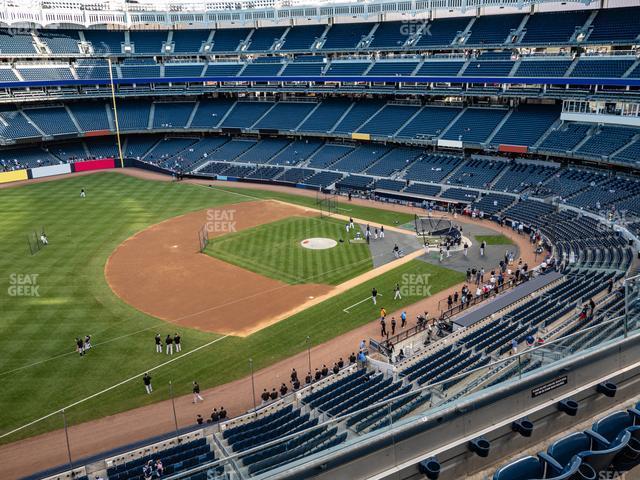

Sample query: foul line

[0,324,163,378]
[0,334,229,441]
[344,294,382,313]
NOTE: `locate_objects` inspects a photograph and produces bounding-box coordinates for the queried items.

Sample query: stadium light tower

[107,57,125,169]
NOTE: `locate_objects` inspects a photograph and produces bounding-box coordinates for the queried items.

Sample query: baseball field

[0,171,464,448]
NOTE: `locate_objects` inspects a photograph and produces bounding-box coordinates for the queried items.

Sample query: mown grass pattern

[0,173,462,446]
[206,216,372,285]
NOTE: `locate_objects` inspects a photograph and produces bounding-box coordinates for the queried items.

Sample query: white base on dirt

[301,238,338,250]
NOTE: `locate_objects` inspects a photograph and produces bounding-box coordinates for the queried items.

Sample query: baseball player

[192,381,203,403]
[143,373,152,394]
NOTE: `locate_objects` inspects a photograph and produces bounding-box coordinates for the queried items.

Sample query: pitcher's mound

[301,238,337,250]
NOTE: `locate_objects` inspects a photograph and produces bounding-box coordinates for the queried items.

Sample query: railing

[0,0,595,28]
[159,310,640,480]
[370,322,431,357]
[437,269,535,320]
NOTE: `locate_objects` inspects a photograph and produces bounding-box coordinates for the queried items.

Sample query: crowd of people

[154,333,182,355]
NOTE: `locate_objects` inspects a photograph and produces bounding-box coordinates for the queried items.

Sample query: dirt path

[0,168,539,479]
[105,199,333,336]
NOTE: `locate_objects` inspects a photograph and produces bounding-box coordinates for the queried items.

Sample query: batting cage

[197,224,209,253]
[316,191,338,218]
[26,227,47,255]
[414,215,461,246]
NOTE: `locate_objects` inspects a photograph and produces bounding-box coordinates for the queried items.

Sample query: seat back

[493,455,544,480]
[548,433,592,468]
[592,411,633,444]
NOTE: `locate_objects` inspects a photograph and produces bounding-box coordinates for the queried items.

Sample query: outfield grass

[475,234,513,245]
[0,172,461,444]
[209,184,415,227]
[205,216,372,285]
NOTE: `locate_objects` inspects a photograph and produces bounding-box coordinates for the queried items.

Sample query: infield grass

[0,172,461,449]
[205,216,372,285]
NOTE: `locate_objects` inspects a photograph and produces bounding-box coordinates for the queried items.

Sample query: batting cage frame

[414,215,459,247]
[27,226,47,255]
[197,224,209,253]
[316,190,338,218]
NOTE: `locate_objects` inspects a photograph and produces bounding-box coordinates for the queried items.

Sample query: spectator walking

[380,318,387,337]
[401,311,407,328]
[391,317,396,336]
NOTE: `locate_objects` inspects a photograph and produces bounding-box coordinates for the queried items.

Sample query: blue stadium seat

[322,22,374,50]
[246,27,286,52]
[171,30,210,53]
[519,10,590,45]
